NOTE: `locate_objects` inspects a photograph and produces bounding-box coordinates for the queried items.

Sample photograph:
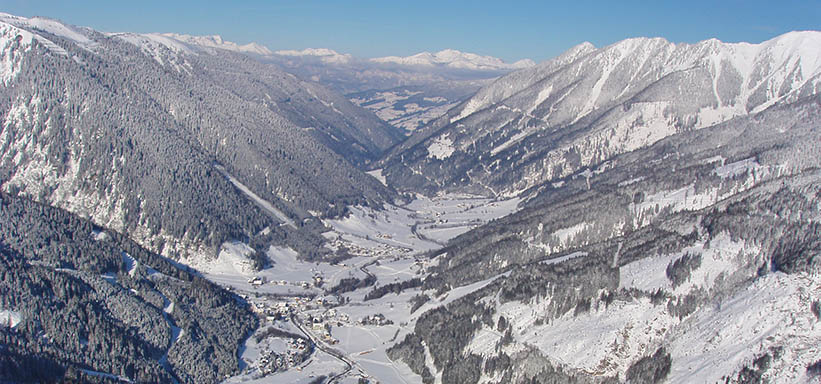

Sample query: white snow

[114,32,270,71]
[489,119,530,156]
[452,97,485,123]
[637,184,719,217]
[529,84,554,114]
[79,369,133,383]
[426,136,455,160]
[466,327,503,356]
[371,49,534,71]
[501,295,675,377]
[539,251,588,265]
[116,32,192,55]
[274,48,352,63]
[201,242,359,295]
[551,222,590,246]
[620,232,761,295]
[575,48,623,122]
[0,309,22,328]
[667,271,821,384]
[497,230,786,379]
[0,14,92,46]
[196,241,258,277]
[0,22,35,85]
[366,169,387,186]
[214,164,296,229]
[332,325,424,384]
[618,252,678,292]
[0,14,93,59]
[325,204,438,254]
[161,33,272,55]
[695,105,745,129]
[113,32,194,71]
[349,90,458,134]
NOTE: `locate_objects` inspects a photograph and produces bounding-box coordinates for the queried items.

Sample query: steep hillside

[388,94,821,383]
[380,32,821,196]
[0,192,256,383]
[0,14,397,262]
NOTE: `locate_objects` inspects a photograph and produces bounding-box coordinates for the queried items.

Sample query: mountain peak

[0,12,92,46]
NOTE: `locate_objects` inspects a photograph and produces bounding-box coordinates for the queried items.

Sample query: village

[218,194,522,382]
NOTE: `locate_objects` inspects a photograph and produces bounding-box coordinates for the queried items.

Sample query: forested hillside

[0,15,399,262]
[388,94,821,383]
[0,192,256,383]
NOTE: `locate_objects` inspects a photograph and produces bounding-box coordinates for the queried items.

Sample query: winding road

[290,314,363,383]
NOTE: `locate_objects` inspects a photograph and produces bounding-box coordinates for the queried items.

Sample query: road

[290,314,362,383]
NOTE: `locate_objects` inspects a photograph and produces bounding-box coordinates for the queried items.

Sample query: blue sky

[3,0,819,62]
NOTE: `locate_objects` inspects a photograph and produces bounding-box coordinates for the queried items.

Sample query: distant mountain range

[275,47,534,71]
[371,49,534,71]
[264,48,535,134]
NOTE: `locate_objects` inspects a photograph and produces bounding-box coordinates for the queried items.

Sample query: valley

[0,9,820,384]
[205,194,522,383]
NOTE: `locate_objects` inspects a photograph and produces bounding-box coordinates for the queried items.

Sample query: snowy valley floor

[194,194,521,383]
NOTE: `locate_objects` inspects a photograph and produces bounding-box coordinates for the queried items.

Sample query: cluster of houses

[359,313,393,326]
[301,307,353,345]
[325,232,410,258]
[256,337,310,375]
[246,274,324,290]
[244,295,341,323]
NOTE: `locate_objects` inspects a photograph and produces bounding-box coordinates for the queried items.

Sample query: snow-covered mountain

[0,13,400,264]
[0,193,257,383]
[389,72,821,384]
[377,31,821,384]
[156,33,273,55]
[379,32,821,196]
[274,47,353,63]
[113,31,404,165]
[371,49,535,71]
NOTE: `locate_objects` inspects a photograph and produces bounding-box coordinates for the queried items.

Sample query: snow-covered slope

[388,91,821,384]
[371,49,535,71]
[380,32,821,196]
[111,32,272,56]
[0,13,398,264]
[0,12,93,47]
[162,33,272,55]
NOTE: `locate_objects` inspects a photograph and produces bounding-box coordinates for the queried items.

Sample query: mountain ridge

[378,30,821,196]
